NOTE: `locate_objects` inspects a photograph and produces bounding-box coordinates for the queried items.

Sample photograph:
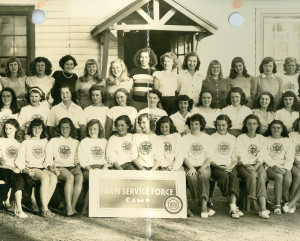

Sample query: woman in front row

[182,114,215,218]
[46,118,83,217]
[264,120,294,214]
[236,115,270,219]
[211,114,242,219]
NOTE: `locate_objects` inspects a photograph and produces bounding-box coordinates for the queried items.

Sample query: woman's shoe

[230,209,240,219]
[259,210,270,219]
[273,205,281,214]
[15,211,28,219]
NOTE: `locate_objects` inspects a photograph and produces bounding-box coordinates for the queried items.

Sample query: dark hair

[226,87,248,106]
[146,89,162,104]
[29,56,52,76]
[86,119,104,138]
[89,84,109,105]
[182,52,200,70]
[5,57,24,77]
[3,118,23,143]
[277,91,298,111]
[197,91,217,108]
[176,95,194,111]
[27,118,47,139]
[259,57,277,74]
[59,55,78,70]
[206,60,223,79]
[292,118,300,133]
[229,57,250,79]
[58,117,77,138]
[265,119,289,138]
[185,113,206,131]
[213,114,232,130]
[0,88,20,114]
[160,52,179,70]
[113,88,131,106]
[241,114,261,134]
[133,48,158,68]
[26,86,46,104]
[114,115,133,133]
[155,116,178,135]
[253,92,275,112]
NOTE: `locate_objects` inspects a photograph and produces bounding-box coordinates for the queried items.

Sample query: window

[256,9,300,74]
[0,6,35,76]
[171,34,194,65]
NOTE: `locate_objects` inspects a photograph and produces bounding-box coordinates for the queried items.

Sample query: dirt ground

[0,185,299,241]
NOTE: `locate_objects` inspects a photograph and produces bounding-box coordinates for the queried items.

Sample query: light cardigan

[45,136,79,168]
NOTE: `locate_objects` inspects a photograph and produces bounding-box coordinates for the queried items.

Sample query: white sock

[230,203,237,210]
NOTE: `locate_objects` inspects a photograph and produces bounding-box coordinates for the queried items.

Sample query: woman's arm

[154,76,160,90]
[105,117,113,140]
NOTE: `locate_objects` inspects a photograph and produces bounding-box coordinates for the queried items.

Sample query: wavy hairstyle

[185,113,206,131]
[241,114,261,134]
[0,88,19,114]
[113,88,131,106]
[133,48,158,68]
[264,119,289,138]
[253,92,275,112]
[155,116,178,135]
[226,87,248,106]
[277,91,298,111]
[283,57,300,73]
[114,115,133,134]
[29,56,52,76]
[59,55,78,70]
[229,57,250,79]
[5,57,24,77]
[27,118,47,139]
[79,59,102,83]
[197,90,217,108]
[259,57,277,74]
[176,95,194,112]
[182,52,200,71]
[89,84,109,105]
[86,119,104,138]
[57,117,77,139]
[3,118,23,143]
[160,52,179,70]
[106,59,130,86]
[26,86,46,104]
[213,114,232,130]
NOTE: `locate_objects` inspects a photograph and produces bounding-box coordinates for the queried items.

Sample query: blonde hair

[106,59,129,86]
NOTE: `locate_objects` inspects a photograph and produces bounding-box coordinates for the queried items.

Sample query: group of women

[0,48,299,221]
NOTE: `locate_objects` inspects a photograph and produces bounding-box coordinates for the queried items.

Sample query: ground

[0,185,299,241]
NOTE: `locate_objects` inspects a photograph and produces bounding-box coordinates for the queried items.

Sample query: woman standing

[75,59,104,109]
[227,57,254,108]
[51,55,79,106]
[0,57,27,108]
[202,60,230,109]
[153,52,179,115]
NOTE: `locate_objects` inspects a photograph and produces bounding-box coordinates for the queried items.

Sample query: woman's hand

[198,166,208,175]
[187,167,197,176]
[13,168,20,174]
[272,165,283,174]
[24,168,35,177]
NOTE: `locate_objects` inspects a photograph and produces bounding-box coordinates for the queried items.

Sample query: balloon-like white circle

[31,9,46,24]
[228,12,244,27]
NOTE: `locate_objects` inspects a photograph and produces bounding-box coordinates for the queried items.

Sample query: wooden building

[91,0,217,78]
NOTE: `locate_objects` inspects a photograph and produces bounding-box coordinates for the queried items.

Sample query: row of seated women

[1,110,300,221]
[0,49,299,116]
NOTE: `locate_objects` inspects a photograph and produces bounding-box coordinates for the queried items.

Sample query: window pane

[15,36,27,56]
[178,36,184,54]
[0,36,13,56]
[0,16,13,35]
[185,35,192,53]
[14,16,26,35]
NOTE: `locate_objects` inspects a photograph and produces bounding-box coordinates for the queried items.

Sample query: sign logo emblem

[138,141,152,155]
[90,146,104,159]
[269,143,283,157]
[5,146,18,159]
[32,145,45,159]
[164,141,172,154]
[248,144,259,157]
[217,141,231,155]
[58,145,71,159]
[190,143,203,155]
[164,195,183,214]
[122,141,132,153]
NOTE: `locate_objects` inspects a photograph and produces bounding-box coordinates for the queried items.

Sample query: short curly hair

[57,117,77,139]
[113,88,131,106]
[133,48,158,68]
[27,118,47,139]
[59,55,78,70]
[185,113,206,131]
[89,84,109,105]
[226,87,248,106]
[213,114,232,130]
[259,57,277,74]
[197,90,217,108]
[160,52,179,70]
[29,56,53,76]
[283,57,300,73]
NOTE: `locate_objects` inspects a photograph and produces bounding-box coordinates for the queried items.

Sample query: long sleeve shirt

[265,136,294,171]
[78,137,108,168]
[45,136,79,168]
[289,131,300,163]
[0,137,21,168]
[15,139,48,170]
[106,134,138,166]
[132,133,164,168]
[236,133,269,165]
[181,133,214,167]
[211,132,237,166]
[159,133,184,170]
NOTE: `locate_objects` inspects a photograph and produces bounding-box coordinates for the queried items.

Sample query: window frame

[0,5,35,75]
[256,8,300,75]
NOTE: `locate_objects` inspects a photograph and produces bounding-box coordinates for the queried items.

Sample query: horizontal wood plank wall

[0,0,134,77]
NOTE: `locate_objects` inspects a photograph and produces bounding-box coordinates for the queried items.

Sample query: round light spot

[228,12,244,27]
[31,9,46,24]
